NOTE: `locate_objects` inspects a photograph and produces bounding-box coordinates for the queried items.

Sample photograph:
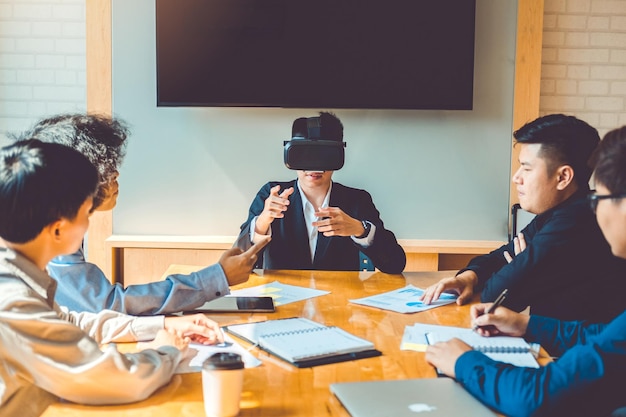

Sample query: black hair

[513,114,600,187]
[589,126,626,195]
[0,140,98,244]
[9,113,129,209]
[318,111,344,142]
[291,111,344,142]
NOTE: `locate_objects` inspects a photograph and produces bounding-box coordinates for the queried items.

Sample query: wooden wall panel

[510,0,544,208]
[121,248,224,285]
[118,250,486,286]
[88,1,543,283]
[86,0,114,279]
[438,254,477,271]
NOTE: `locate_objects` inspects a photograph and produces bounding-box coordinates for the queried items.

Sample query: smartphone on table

[191,296,275,313]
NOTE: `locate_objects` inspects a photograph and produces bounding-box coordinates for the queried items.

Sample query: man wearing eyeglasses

[421,114,626,322]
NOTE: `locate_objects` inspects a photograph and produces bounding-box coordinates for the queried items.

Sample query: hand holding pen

[470,290,531,338]
[471,289,508,332]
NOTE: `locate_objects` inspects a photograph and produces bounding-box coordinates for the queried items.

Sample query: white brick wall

[541,0,626,135]
[0,0,624,144]
[0,0,86,146]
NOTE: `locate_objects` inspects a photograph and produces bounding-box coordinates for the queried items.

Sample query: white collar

[297,180,332,212]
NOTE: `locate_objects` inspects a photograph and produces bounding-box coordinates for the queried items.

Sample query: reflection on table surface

[42,268,517,417]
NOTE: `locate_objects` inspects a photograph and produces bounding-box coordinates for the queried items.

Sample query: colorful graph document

[230,281,330,306]
[349,284,457,313]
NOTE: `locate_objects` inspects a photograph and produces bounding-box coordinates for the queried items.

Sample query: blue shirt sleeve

[454,312,626,417]
[524,315,606,356]
[48,247,230,315]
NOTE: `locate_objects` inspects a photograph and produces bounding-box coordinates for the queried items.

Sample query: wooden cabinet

[106,235,503,285]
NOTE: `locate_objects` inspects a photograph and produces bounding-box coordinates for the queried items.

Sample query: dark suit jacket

[462,189,626,322]
[235,181,406,274]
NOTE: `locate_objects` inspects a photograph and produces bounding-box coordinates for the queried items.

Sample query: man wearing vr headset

[235,112,406,273]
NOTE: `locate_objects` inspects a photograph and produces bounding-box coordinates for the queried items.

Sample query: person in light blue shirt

[425,125,626,417]
[48,246,234,315]
[12,114,267,315]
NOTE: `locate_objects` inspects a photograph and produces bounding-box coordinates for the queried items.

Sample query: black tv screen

[156,0,476,110]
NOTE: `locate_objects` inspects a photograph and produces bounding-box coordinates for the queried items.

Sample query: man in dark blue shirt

[421,114,626,322]
[425,125,626,417]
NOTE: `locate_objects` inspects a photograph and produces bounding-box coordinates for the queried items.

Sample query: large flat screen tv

[156,0,476,110]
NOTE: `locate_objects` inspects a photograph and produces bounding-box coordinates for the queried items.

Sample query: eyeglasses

[587,193,626,213]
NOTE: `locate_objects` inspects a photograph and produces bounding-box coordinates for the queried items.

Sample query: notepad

[225,317,381,368]
[403,323,539,368]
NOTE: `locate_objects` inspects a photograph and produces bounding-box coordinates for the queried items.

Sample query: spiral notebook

[225,317,381,368]
[404,323,539,368]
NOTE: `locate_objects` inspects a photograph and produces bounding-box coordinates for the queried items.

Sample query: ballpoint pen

[472,288,508,331]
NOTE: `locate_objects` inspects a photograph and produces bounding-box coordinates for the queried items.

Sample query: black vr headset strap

[306,117,322,140]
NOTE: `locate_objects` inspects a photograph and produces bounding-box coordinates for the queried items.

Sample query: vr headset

[283,116,346,171]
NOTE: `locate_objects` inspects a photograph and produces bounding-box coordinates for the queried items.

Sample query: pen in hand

[472,288,508,332]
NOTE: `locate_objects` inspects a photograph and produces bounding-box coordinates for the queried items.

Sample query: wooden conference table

[42,268,532,417]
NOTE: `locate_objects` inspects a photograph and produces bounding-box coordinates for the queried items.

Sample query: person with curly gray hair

[13,113,129,210]
[11,113,267,315]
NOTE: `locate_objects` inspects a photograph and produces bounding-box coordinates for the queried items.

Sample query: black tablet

[193,296,275,313]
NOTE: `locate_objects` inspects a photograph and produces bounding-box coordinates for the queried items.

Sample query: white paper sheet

[175,334,261,374]
[230,281,329,306]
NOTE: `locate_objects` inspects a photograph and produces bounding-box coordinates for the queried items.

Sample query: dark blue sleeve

[454,313,626,417]
[354,190,406,274]
[234,181,297,269]
[475,212,585,311]
[233,182,279,270]
[243,183,274,227]
[234,182,273,250]
[458,217,528,294]
[459,243,513,286]
[525,315,607,356]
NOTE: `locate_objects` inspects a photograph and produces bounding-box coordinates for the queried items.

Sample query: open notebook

[225,317,381,368]
[402,323,539,368]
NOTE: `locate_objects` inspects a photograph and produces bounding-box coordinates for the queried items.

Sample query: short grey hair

[10,113,129,209]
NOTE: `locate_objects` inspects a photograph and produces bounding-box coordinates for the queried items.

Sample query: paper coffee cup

[202,352,245,417]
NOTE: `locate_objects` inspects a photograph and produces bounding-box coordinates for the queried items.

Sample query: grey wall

[111,0,517,241]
